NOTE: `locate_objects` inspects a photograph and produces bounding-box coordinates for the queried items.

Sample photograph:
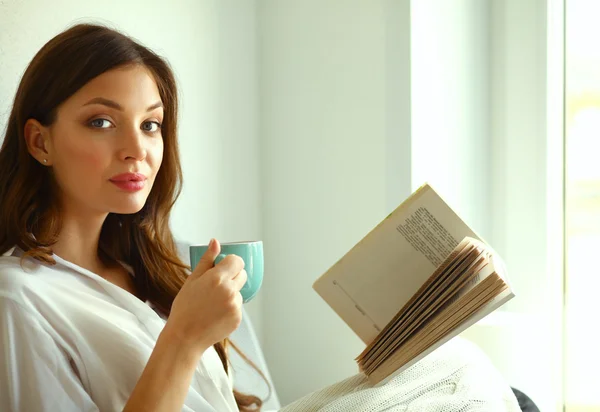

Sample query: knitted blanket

[281,337,520,412]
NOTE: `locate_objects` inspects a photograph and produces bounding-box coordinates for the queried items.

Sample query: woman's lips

[109,173,147,192]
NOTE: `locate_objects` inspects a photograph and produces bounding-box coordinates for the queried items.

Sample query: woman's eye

[142,121,161,133]
[89,119,113,129]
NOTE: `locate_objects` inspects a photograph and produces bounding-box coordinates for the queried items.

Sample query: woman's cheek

[149,140,164,174]
[61,139,111,179]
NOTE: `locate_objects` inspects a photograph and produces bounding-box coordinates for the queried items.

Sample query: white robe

[0,247,239,412]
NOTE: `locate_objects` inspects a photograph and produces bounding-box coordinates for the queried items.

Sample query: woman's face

[32,65,164,217]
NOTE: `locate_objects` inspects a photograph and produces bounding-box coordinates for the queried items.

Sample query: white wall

[210,0,263,332]
[411,0,492,239]
[385,0,414,212]
[0,0,263,325]
[258,0,412,404]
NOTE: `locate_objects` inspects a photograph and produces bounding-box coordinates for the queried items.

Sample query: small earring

[43,159,47,164]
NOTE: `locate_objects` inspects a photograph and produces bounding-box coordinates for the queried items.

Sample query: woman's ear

[24,119,53,166]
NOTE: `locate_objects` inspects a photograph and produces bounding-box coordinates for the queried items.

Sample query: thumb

[192,238,221,277]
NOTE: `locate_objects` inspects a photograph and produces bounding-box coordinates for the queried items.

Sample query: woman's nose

[119,127,147,162]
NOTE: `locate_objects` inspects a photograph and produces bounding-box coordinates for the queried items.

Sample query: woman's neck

[51,211,108,275]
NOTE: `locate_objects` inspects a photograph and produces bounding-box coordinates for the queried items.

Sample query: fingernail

[208,238,215,248]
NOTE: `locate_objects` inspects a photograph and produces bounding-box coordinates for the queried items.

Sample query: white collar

[51,253,165,329]
[2,246,16,257]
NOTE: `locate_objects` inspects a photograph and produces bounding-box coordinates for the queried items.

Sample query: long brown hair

[0,23,264,411]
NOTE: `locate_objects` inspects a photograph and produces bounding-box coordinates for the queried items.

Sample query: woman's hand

[164,239,247,355]
[125,240,245,412]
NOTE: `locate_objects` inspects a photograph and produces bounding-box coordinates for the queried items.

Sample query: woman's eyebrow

[146,101,164,111]
[83,97,163,112]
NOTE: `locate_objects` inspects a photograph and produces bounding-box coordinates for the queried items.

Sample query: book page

[313,183,481,344]
[360,250,491,372]
[358,242,482,364]
[365,273,502,377]
[368,280,514,385]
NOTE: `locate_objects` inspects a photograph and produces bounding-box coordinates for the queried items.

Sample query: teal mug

[189,240,264,303]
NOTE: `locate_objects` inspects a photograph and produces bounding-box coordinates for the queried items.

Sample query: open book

[313,183,514,385]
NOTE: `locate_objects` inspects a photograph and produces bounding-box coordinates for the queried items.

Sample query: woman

[0,23,521,412]
[0,23,258,412]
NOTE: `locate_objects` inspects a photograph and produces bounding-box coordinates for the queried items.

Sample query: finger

[233,291,243,309]
[191,238,221,278]
[231,269,247,291]
[216,254,245,279]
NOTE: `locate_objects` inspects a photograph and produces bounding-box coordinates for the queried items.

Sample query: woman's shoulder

[0,248,48,304]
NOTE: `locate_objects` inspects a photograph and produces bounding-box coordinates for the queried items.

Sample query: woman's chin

[109,199,148,215]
